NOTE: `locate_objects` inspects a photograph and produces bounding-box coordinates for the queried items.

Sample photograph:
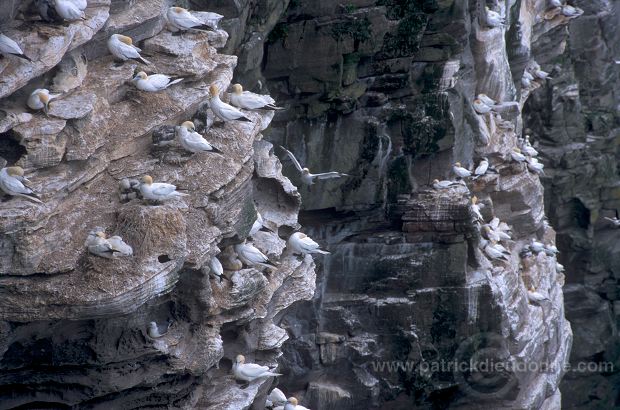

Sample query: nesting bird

[526,157,545,175]
[483,240,510,261]
[209,256,224,278]
[208,84,252,122]
[520,135,539,157]
[471,196,484,222]
[0,33,31,62]
[107,235,133,257]
[229,84,283,111]
[166,7,215,32]
[132,72,183,92]
[473,98,494,114]
[452,162,472,178]
[27,88,61,114]
[234,241,277,270]
[249,211,270,236]
[473,158,489,176]
[287,232,330,256]
[0,166,42,203]
[510,148,527,163]
[54,0,86,20]
[85,229,132,258]
[175,121,220,153]
[527,287,548,304]
[107,34,151,65]
[266,388,287,408]
[432,179,463,189]
[147,321,168,338]
[139,175,188,202]
[280,146,349,185]
[232,354,282,382]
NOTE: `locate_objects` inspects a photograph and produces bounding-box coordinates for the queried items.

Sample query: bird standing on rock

[107,34,151,65]
[27,88,61,115]
[175,121,220,153]
[280,146,349,185]
[54,0,86,21]
[234,241,277,270]
[0,166,42,203]
[132,72,184,92]
[229,84,283,110]
[232,354,282,382]
[208,84,252,122]
[452,162,471,179]
[0,33,31,62]
[432,179,464,189]
[287,232,330,256]
[166,7,216,32]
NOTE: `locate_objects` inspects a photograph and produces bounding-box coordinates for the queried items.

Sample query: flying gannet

[280,146,349,185]
[0,166,42,203]
[229,84,283,111]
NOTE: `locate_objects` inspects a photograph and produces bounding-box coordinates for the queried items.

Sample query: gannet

[284,397,302,410]
[526,157,545,175]
[107,34,151,65]
[166,7,215,32]
[604,216,620,227]
[108,235,133,257]
[209,256,223,277]
[473,98,493,114]
[86,231,116,258]
[0,166,42,203]
[432,179,463,189]
[484,6,505,28]
[288,232,330,255]
[232,354,282,382]
[280,146,349,185]
[139,175,188,202]
[529,240,545,254]
[527,287,548,304]
[234,241,277,269]
[229,83,283,111]
[474,158,489,176]
[453,162,472,178]
[132,72,183,92]
[522,71,534,88]
[521,135,538,157]
[561,5,582,17]
[544,244,559,256]
[27,89,61,114]
[54,0,85,20]
[176,121,220,153]
[556,263,565,273]
[549,0,562,8]
[35,0,63,23]
[69,0,87,10]
[471,196,484,221]
[249,211,270,236]
[266,388,287,408]
[477,94,497,107]
[510,148,527,163]
[208,84,252,122]
[484,241,509,261]
[482,225,500,242]
[147,321,168,338]
[0,33,31,62]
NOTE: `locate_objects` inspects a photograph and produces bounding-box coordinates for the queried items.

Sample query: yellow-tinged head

[134,71,148,80]
[116,34,133,45]
[235,354,245,364]
[297,233,307,239]
[514,147,522,153]
[38,91,50,104]
[302,167,310,174]
[455,162,462,167]
[287,397,298,406]
[232,83,243,94]
[472,196,478,204]
[6,166,24,177]
[474,98,482,104]
[96,231,107,239]
[171,6,186,13]
[209,84,219,97]
[141,175,153,185]
[181,121,195,131]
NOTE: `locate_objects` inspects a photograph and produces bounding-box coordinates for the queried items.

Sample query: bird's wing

[301,236,320,248]
[313,172,348,180]
[149,74,173,88]
[185,132,210,146]
[3,176,31,195]
[280,147,303,172]
[0,35,23,55]
[239,363,270,377]
[151,183,177,196]
[174,11,205,29]
[118,43,141,59]
[243,91,276,105]
[218,102,247,119]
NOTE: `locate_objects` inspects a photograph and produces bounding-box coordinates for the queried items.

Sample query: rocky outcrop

[208,0,583,408]
[0,0,315,408]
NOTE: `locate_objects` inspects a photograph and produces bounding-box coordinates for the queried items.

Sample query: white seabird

[229,83,283,111]
[0,166,42,203]
[176,121,219,153]
[477,94,497,107]
[132,71,183,92]
[453,162,472,178]
[482,225,500,242]
[556,263,565,273]
[473,98,493,114]
[484,6,505,28]
[527,287,549,304]
[280,146,349,185]
[232,354,282,382]
[234,241,277,270]
[107,235,133,257]
[69,0,87,10]
[147,321,168,338]
[266,388,287,408]
[288,232,330,255]
[483,241,509,261]
[526,157,545,175]
[432,179,463,189]
[0,33,31,62]
[107,34,151,65]
[471,196,484,222]
[139,175,188,202]
[474,158,489,176]
[510,148,527,163]
[522,71,534,88]
[544,244,559,256]
[86,230,116,258]
[27,88,61,114]
[208,84,252,122]
[54,0,85,20]
[604,216,620,227]
[209,256,223,277]
[529,240,545,254]
[166,6,216,32]
[249,211,270,236]
[561,5,582,17]
[521,135,539,157]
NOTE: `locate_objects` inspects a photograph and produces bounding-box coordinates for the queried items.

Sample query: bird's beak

[131,75,140,82]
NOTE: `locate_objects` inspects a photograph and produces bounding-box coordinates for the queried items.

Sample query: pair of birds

[266,388,309,410]
[510,147,544,175]
[452,158,492,179]
[473,93,502,115]
[85,229,133,258]
[522,62,551,88]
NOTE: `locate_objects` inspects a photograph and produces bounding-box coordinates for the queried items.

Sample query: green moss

[267,22,288,44]
[377,0,432,57]
[331,16,372,43]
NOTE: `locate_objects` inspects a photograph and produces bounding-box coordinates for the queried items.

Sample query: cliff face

[0,1,315,408]
[211,0,594,408]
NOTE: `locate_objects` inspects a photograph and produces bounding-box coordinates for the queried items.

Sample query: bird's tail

[314,249,330,255]
[13,53,33,62]
[133,55,152,65]
[192,24,216,32]
[169,77,184,86]
[264,371,282,377]
[16,193,43,204]
[264,104,284,110]
[238,116,253,122]
[174,191,190,197]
